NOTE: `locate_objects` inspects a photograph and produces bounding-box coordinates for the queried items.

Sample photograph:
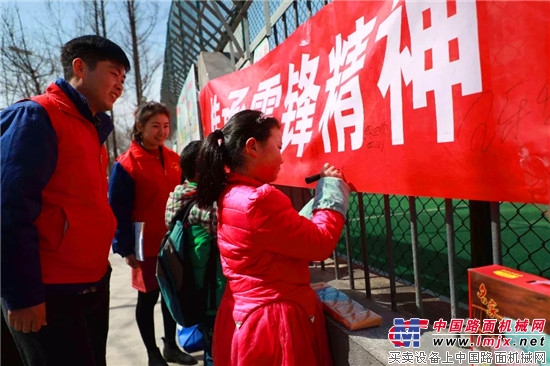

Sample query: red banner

[199,1,549,204]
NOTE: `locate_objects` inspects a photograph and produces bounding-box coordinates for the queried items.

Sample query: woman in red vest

[108,101,196,366]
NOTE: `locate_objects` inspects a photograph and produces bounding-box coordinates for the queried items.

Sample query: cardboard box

[469,265,550,334]
[468,265,550,365]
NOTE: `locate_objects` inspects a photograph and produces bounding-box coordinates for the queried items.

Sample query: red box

[469,265,550,333]
[468,265,550,365]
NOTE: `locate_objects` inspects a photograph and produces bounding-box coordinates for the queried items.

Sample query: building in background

[160,0,329,149]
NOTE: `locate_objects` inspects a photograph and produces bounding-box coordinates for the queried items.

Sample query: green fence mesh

[338,193,549,306]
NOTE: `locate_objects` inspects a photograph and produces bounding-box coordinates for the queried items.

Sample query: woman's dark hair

[179,140,202,183]
[61,35,130,80]
[131,101,170,141]
[196,109,280,208]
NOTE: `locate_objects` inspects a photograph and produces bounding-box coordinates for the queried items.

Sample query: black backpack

[156,199,217,327]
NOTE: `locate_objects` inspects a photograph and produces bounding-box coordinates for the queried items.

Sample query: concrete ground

[107,254,465,366]
[2,253,459,365]
[107,252,204,366]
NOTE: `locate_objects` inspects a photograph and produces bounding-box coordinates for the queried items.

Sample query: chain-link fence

[338,193,549,314]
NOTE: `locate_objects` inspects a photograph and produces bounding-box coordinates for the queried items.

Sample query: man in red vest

[1,35,130,366]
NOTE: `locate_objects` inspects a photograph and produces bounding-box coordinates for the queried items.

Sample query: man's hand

[8,302,47,333]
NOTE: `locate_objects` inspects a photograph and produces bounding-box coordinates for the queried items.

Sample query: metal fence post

[384,194,397,311]
[490,202,502,264]
[445,199,458,319]
[357,192,372,298]
[408,196,424,316]
[344,215,355,289]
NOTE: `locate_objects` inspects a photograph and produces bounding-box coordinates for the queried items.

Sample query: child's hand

[321,163,345,181]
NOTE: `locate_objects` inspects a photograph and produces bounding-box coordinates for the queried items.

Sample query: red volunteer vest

[117,141,181,258]
[31,83,116,284]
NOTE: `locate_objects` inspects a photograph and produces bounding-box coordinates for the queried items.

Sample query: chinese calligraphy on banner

[199,0,549,204]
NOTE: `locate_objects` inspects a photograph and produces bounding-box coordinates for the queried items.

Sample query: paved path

[107,252,204,366]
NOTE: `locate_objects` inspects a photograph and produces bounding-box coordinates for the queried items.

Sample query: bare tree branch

[0,5,57,105]
[1,0,163,166]
[118,0,162,106]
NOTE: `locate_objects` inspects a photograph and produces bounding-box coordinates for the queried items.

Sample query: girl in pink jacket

[196,109,350,366]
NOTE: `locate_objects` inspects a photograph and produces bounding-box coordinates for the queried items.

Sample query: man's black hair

[61,35,131,80]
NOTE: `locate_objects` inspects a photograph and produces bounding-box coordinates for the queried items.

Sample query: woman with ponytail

[196,109,350,366]
[108,101,196,366]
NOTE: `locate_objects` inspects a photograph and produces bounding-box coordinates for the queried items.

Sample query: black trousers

[2,309,23,366]
[2,267,111,366]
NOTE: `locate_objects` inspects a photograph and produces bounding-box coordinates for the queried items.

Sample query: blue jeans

[2,267,111,366]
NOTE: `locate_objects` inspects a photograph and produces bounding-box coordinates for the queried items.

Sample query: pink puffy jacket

[213,172,349,366]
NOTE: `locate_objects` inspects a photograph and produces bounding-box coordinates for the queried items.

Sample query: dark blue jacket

[1,79,113,310]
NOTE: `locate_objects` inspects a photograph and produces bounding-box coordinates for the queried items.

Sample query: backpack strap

[171,197,219,313]
[205,238,219,311]
[169,198,196,230]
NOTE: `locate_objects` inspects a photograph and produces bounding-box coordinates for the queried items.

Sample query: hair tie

[214,129,224,146]
[258,112,273,123]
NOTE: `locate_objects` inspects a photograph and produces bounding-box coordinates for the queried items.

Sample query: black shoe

[147,347,169,366]
[162,338,197,365]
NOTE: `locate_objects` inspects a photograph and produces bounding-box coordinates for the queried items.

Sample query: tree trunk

[126,0,143,105]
